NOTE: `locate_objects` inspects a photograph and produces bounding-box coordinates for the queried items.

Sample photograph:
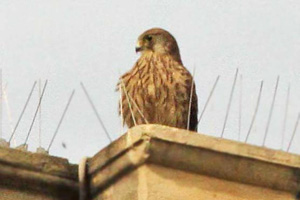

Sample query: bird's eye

[145,35,152,41]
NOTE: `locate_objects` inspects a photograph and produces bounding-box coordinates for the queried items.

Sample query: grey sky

[0,1,299,163]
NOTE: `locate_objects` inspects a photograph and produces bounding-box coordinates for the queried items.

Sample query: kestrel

[118,28,198,131]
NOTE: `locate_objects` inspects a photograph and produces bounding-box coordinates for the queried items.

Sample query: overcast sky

[0,1,299,163]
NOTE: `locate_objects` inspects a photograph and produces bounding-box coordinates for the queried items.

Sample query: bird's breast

[147,84,156,97]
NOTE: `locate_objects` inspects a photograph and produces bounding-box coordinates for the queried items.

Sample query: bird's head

[135,28,181,62]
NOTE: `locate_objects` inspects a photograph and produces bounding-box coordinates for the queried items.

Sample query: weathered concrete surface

[89,124,300,200]
[98,164,295,200]
[0,146,78,200]
[1,124,298,199]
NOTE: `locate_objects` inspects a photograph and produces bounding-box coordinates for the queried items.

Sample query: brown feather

[118,28,198,131]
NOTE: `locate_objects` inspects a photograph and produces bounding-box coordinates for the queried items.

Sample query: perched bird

[118,28,198,131]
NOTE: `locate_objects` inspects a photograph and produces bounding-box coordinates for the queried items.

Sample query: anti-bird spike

[287,113,300,152]
[127,92,149,124]
[263,76,280,146]
[80,82,112,142]
[238,74,243,141]
[24,80,48,145]
[119,83,124,135]
[38,79,42,147]
[221,68,239,137]
[281,83,290,150]
[9,81,37,143]
[47,90,75,152]
[0,84,13,147]
[197,75,220,128]
[245,81,264,143]
[118,69,149,126]
[3,84,14,134]
[187,66,196,130]
[120,78,137,127]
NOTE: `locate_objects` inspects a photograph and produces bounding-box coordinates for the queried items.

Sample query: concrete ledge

[89,124,300,199]
[0,146,78,200]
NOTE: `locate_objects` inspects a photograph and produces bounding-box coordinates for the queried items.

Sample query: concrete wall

[88,125,300,200]
[0,125,299,200]
[0,146,78,200]
[99,164,295,200]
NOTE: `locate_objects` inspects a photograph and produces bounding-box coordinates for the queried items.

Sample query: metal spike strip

[9,81,37,143]
[120,78,137,127]
[127,92,149,124]
[281,84,290,150]
[221,68,239,138]
[197,75,220,127]
[238,75,243,141]
[119,83,124,135]
[187,66,196,130]
[287,113,300,152]
[80,82,112,142]
[24,80,48,145]
[245,81,264,143]
[3,84,14,134]
[263,76,280,146]
[47,90,75,152]
[38,79,42,147]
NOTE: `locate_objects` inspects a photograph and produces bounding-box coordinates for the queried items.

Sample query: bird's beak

[135,40,143,53]
[135,46,142,53]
